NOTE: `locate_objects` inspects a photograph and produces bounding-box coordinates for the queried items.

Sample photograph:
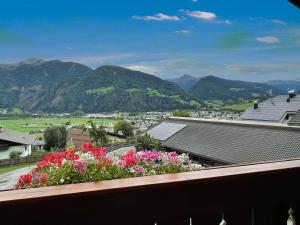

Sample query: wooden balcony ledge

[1,158,299,203]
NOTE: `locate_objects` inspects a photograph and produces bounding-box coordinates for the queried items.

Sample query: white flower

[78,152,95,161]
[60,178,65,184]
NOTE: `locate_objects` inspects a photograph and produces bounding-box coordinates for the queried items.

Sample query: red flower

[121,150,137,168]
[37,149,79,169]
[80,142,94,152]
[16,174,32,189]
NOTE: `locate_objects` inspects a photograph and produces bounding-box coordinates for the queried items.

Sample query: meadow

[222,101,253,112]
[0,117,116,133]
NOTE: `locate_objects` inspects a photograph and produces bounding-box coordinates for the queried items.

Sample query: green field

[222,101,253,112]
[0,117,116,133]
[0,163,35,175]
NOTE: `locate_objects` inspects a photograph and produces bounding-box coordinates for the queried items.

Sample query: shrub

[9,150,22,159]
[44,126,67,151]
[135,133,161,151]
[173,110,191,117]
[113,120,134,137]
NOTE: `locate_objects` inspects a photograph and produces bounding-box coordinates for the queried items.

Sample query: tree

[44,126,67,151]
[113,120,134,137]
[84,120,109,147]
[135,133,161,151]
[172,110,191,117]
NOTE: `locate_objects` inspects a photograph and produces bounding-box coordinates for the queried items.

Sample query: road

[0,166,33,191]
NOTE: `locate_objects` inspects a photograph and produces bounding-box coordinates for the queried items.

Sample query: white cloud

[65,46,73,50]
[125,65,160,75]
[256,36,280,44]
[271,19,287,26]
[132,13,180,21]
[175,30,191,34]
[185,10,216,20]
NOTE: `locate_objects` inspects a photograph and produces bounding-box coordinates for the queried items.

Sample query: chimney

[253,101,258,109]
[288,90,296,99]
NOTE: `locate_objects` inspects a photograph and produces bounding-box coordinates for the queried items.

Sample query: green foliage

[9,150,22,159]
[135,133,161,151]
[84,120,109,147]
[44,126,67,151]
[222,100,254,112]
[173,110,191,117]
[85,86,115,94]
[113,120,134,137]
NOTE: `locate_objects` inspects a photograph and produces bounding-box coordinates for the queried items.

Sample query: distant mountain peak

[180,74,197,79]
[168,74,198,92]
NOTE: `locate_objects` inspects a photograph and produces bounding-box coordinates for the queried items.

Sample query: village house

[0,128,43,160]
[241,90,300,124]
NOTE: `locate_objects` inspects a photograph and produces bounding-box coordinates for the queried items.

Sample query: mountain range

[0,58,297,113]
[168,75,284,102]
[0,59,201,113]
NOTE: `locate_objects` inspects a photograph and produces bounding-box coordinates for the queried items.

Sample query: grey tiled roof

[0,129,37,145]
[241,95,300,122]
[153,118,300,164]
[288,110,300,126]
[146,122,187,141]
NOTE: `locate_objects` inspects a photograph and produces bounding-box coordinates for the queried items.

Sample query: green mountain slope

[189,75,282,102]
[0,60,202,112]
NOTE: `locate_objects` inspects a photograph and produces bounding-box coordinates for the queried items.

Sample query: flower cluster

[16,143,202,189]
[16,170,48,189]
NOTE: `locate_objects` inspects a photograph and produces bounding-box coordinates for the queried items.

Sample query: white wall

[0,145,32,160]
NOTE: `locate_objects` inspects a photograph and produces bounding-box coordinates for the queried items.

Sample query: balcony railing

[0,159,299,225]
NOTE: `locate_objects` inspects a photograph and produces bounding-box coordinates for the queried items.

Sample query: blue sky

[0,0,300,81]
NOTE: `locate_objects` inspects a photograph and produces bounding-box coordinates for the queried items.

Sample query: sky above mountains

[0,0,300,82]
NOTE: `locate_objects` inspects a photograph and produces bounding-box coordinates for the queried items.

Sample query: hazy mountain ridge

[266,80,300,92]
[188,75,283,102]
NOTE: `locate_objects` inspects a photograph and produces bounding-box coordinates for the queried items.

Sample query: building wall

[0,145,32,160]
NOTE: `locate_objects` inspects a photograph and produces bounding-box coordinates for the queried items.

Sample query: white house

[0,128,42,160]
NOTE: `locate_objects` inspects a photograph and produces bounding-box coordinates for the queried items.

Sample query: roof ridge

[168,117,300,130]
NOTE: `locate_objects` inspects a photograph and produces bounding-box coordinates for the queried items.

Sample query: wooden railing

[0,159,299,225]
[0,155,45,166]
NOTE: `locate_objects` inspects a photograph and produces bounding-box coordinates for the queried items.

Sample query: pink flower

[136,150,160,163]
[73,160,88,174]
[35,172,48,184]
[134,166,145,175]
